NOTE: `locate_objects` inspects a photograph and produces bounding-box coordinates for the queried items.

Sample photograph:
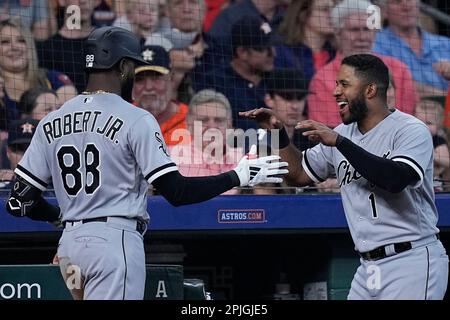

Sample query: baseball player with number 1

[241,54,449,300]
[4,26,288,300]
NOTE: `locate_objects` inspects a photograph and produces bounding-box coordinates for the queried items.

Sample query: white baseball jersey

[15,92,178,222]
[302,110,439,252]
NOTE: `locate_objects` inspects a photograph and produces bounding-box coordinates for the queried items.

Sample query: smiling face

[0,25,28,73]
[334,64,369,125]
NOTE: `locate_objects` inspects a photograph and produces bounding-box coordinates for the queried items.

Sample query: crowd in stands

[1,0,450,192]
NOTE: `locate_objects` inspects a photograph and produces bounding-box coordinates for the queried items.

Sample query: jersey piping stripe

[121,230,127,300]
[145,163,178,184]
[302,150,325,183]
[14,165,48,191]
[424,246,430,300]
[391,156,424,182]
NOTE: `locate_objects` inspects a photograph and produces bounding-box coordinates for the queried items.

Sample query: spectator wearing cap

[207,0,287,65]
[0,118,38,187]
[307,0,417,128]
[263,68,316,151]
[194,15,275,131]
[209,0,286,38]
[132,45,188,146]
[374,0,450,96]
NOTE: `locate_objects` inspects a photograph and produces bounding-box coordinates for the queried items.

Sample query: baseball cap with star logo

[231,16,274,51]
[135,45,171,75]
[7,118,39,146]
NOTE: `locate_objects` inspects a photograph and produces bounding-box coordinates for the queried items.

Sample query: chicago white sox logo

[86,55,95,68]
[155,132,170,157]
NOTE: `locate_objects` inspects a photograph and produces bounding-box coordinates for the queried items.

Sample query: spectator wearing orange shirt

[132,45,188,145]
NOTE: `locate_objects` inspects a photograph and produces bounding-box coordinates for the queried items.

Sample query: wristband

[277,127,290,149]
[335,134,345,147]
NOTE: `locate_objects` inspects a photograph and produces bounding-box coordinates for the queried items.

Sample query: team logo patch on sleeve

[155,132,170,157]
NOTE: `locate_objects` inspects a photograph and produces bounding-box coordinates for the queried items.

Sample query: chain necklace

[81,90,110,95]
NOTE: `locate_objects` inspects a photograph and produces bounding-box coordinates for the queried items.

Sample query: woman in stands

[275,0,336,81]
[0,19,76,128]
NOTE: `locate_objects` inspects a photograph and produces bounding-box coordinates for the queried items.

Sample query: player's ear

[365,83,377,99]
[118,59,135,81]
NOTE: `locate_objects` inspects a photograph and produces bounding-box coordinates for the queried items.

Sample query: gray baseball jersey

[302,109,439,253]
[15,92,178,222]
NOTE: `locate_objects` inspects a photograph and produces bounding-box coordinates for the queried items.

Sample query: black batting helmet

[84,26,149,70]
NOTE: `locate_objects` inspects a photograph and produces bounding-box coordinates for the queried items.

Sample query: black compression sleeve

[152,170,240,206]
[6,175,60,221]
[27,198,61,222]
[336,136,420,193]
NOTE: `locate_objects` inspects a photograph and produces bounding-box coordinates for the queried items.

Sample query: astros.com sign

[0,283,41,299]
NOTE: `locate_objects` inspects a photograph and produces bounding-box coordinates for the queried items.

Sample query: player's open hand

[239,108,284,130]
[233,145,289,187]
[295,120,339,147]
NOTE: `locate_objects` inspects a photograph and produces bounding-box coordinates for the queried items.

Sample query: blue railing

[1,193,449,233]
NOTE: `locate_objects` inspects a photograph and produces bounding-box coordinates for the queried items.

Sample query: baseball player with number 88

[4,27,288,300]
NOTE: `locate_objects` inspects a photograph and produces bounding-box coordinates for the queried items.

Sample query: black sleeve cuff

[228,170,241,186]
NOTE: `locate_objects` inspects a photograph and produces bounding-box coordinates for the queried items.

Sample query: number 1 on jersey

[368,193,378,219]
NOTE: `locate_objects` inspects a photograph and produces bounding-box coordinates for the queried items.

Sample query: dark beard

[121,78,134,103]
[344,92,368,124]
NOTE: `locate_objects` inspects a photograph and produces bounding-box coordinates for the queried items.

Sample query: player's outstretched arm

[239,108,313,187]
[296,120,420,193]
[152,148,288,207]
